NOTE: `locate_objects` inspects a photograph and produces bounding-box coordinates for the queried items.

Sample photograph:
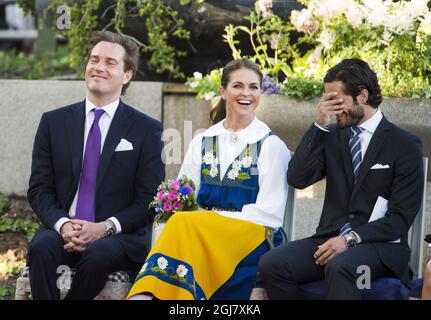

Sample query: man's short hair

[88,31,140,95]
[324,58,383,108]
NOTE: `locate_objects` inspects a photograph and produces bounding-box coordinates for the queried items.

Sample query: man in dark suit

[259,58,424,299]
[27,31,165,300]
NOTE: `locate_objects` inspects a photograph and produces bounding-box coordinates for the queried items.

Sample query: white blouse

[178,117,291,229]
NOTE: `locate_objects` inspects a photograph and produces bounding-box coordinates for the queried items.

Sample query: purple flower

[169,180,181,190]
[179,185,193,196]
[157,191,167,201]
[262,75,281,95]
[173,201,182,210]
[163,201,173,211]
[168,190,179,200]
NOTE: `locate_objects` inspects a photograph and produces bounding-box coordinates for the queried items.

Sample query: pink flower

[168,190,179,200]
[173,201,182,210]
[163,201,173,211]
[157,191,167,201]
[169,180,181,190]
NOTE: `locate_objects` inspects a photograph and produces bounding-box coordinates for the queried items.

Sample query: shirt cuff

[54,217,71,234]
[351,230,362,244]
[313,121,330,132]
[108,217,122,234]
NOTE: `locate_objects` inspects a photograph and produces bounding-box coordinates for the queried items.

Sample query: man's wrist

[55,217,72,234]
[103,220,116,237]
[313,121,330,132]
[60,221,72,234]
[343,232,358,248]
[350,231,361,244]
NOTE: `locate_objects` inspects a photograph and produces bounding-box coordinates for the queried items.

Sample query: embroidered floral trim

[202,147,253,181]
[202,151,219,178]
[226,155,253,180]
[136,254,205,300]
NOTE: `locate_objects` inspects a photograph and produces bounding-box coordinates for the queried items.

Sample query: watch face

[347,238,356,248]
[105,223,114,236]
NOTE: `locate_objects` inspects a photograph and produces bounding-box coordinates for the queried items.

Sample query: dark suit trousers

[259,237,393,299]
[28,227,141,300]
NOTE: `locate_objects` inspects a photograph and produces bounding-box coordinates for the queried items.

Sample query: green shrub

[0,284,15,300]
[0,194,9,215]
[187,0,431,100]
[0,45,74,79]
[0,218,40,241]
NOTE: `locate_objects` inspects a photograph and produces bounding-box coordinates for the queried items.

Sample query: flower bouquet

[150,175,199,223]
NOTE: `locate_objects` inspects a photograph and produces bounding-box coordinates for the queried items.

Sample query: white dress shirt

[54,98,122,234]
[355,109,383,156]
[179,117,291,229]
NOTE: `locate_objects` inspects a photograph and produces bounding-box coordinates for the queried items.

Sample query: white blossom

[227,169,239,180]
[318,27,335,50]
[157,257,168,270]
[209,166,218,178]
[313,0,344,19]
[345,4,364,28]
[204,92,216,101]
[176,264,189,278]
[419,11,431,35]
[405,0,429,19]
[362,0,387,27]
[290,9,318,35]
[189,81,198,88]
[232,160,242,171]
[203,152,215,165]
[381,29,394,44]
[241,156,253,168]
[256,0,273,18]
[193,72,202,80]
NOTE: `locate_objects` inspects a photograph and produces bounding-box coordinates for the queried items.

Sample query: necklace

[229,133,239,144]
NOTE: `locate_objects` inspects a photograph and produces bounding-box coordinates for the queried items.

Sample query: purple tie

[75,109,105,222]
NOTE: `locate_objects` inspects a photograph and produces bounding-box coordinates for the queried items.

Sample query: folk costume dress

[127,117,291,300]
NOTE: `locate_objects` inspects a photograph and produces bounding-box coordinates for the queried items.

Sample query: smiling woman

[210,59,263,126]
[127,59,292,300]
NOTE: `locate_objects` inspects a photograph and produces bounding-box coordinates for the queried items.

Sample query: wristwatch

[343,232,358,248]
[103,221,115,237]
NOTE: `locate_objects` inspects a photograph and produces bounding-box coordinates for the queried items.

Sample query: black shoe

[425,234,431,243]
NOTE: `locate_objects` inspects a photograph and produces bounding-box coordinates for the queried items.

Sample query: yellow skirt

[127,210,265,300]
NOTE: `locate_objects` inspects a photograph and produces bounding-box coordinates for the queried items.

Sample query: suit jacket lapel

[352,116,391,196]
[66,101,86,190]
[340,128,354,192]
[96,100,132,190]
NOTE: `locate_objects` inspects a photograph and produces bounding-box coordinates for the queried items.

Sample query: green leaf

[238,172,251,180]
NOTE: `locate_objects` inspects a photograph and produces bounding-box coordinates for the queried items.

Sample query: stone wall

[0,80,162,195]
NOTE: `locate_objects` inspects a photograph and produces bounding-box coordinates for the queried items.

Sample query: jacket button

[348,214,355,220]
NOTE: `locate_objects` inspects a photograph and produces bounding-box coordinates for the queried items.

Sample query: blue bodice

[197,132,272,211]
